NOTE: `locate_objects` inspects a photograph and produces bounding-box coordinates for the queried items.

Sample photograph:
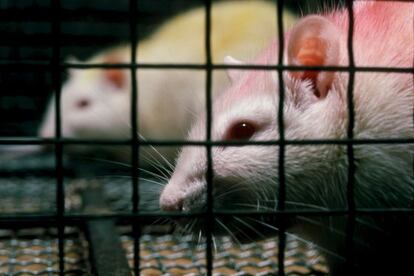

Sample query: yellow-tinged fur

[86,0,295,64]
[137,0,295,63]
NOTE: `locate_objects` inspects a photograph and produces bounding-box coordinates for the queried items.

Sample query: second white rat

[39,1,296,165]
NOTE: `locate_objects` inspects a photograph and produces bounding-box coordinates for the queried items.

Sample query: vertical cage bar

[345,0,356,274]
[51,0,65,275]
[129,0,141,275]
[204,0,213,275]
[276,1,286,275]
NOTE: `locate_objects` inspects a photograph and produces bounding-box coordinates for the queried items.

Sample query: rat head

[160,16,347,236]
[39,55,132,140]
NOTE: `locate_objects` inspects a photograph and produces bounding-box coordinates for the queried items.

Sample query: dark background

[0,0,342,137]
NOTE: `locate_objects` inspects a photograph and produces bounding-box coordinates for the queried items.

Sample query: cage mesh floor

[0,229,328,276]
[0,228,90,275]
[122,234,328,276]
[0,169,328,275]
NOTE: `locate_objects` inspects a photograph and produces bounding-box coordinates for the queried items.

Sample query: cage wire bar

[128,0,141,275]
[51,0,65,275]
[276,0,286,275]
[2,208,414,222]
[204,0,214,275]
[0,0,413,275]
[0,137,413,146]
[1,62,413,73]
[344,0,356,274]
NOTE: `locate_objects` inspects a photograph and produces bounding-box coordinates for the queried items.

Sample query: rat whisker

[91,175,166,188]
[233,216,267,240]
[212,235,218,254]
[197,230,203,247]
[245,217,346,262]
[139,146,173,178]
[295,216,370,248]
[114,111,175,175]
[138,133,175,173]
[75,154,169,183]
[215,218,241,246]
[137,167,170,182]
[214,186,256,200]
[137,150,172,180]
[78,156,133,168]
[229,222,253,243]
[234,200,389,235]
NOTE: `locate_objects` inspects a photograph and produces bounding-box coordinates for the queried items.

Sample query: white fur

[39,1,295,164]
[160,2,414,275]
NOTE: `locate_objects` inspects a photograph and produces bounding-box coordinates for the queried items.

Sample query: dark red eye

[225,121,257,141]
[76,99,90,109]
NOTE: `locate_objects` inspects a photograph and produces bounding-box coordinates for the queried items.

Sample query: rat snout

[160,175,207,213]
[159,183,185,211]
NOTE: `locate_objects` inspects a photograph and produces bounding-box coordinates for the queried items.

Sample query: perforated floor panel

[0,230,328,276]
[0,153,328,275]
[123,234,328,276]
[0,228,90,275]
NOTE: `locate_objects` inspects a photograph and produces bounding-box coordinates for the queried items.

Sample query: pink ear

[104,55,125,89]
[287,16,340,98]
[224,55,244,83]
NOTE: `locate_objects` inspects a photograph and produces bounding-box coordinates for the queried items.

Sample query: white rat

[160,1,414,275]
[39,1,296,165]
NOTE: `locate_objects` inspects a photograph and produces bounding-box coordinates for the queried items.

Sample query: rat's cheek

[64,118,86,137]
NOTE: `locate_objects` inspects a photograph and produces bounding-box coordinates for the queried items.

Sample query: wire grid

[121,234,328,276]
[0,226,328,276]
[0,174,329,275]
[0,0,413,275]
[0,228,90,275]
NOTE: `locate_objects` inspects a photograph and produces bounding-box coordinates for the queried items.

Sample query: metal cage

[0,0,413,275]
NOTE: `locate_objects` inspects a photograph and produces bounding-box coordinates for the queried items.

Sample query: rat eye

[225,121,257,141]
[76,99,90,109]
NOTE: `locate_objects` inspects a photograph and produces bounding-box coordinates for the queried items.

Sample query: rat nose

[161,199,183,211]
[159,188,184,211]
